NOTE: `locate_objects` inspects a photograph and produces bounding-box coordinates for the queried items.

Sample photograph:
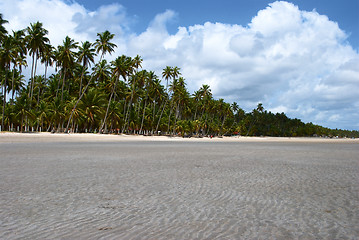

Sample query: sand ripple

[1,140,358,239]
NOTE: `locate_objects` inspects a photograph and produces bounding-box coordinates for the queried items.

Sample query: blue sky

[1,0,359,130]
[73,0,359,49]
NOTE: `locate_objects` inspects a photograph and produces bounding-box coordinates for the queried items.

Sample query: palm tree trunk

[139,97,148,134]
[30,54,38,100]
[79,69,84,97]
[11,66,15,102]
[122,81,136,133]
[155,98,168,133]
[61,68,66,102]
[100,78,117,133]
[1,77,7,129]
[172,102,180,135]
[65,74,94,133]
[29,54,35,98]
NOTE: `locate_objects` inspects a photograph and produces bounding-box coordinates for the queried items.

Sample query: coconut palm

[94,30,117,62]
[77,41,96,95]
[132,55,142,73]
[41,43,55,83]
[77,88,106,132]
[25,21,50,99]
[48,97,65,132]
[100,55,132,133]
[198,84,212,120]
[0,35,15,129]
[0,14,8,42]
[56,36,78,101]
[123,68,146,132]
[139,71,156,134]
[162,66,172,92]
[14,93,33,132]
[10,30,27,101]
[93,60,110,84]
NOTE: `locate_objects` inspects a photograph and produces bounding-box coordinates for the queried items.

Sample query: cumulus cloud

[126,1,359,129]
[1,0,358,129]
[0,0,130,46]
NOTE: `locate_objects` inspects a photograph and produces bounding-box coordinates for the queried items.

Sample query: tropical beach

[1,0,359,238]
[1,133,358,239]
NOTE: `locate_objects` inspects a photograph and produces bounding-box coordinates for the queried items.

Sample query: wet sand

[1,133,358,239]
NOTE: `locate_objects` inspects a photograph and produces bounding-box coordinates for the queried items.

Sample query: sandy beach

[0,133,358,239]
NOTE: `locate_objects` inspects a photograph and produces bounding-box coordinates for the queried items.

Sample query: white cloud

[0,0,130,47]
[1,0,359,129]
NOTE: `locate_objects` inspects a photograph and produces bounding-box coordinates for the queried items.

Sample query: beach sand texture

[1,134,358,239]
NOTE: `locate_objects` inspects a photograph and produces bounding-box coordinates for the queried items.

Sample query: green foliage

[1,16,358,137]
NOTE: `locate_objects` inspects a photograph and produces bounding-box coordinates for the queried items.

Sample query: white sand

[1,133,358,239]
[1,131,358,143]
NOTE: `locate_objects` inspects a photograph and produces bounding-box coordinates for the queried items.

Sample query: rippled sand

[1,133,358,239]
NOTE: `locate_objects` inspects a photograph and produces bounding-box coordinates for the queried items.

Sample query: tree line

[1,15,358,138]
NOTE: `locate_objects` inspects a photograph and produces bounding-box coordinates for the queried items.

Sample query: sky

[1,0,359,130]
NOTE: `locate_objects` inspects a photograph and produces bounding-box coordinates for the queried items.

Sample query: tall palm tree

[0,35,15,129]
[41,43,55,84]
[172,66,181,81]
[100,55,132,133]
[139,71,156,134]
[56,36,78,102]
[156,66,179,133]
[0,14,8,42]
[132,55,142,72]
[25,21,50,99]
[123,69,147,132]
[94,30,117,62]
[198,84,212,119]
[170,77,189,134]
[77,41,96,95]
[162,66,172,92]
[10,30,27,101]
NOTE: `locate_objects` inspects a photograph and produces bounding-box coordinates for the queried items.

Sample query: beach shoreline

[1,131,358,143]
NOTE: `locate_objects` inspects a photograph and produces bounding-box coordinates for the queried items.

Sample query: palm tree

[172,66,181,80]
[33,75,47,105]
[198,84,212,120]
[10,30,27,101]
[25,21,50,99]
[162,66,172,92]
[10,69,25,99]
[171,77,189,134]
[156,66,181,133]
[94,30,117,62]
[0,35,15,129]
[105,100,122,133]
[100,55,132,133]
[246,103,264,136]
[36,99,50,131]
[48,97,65,132]
[93,59,111,88]
[41,43,55,84]
[77,88,106,132]
[0,14,8,42]
[123,68,146,132]
[132,55,142,73]
[139,71,156,134]
[56,36,78,102]
[77,41,96,95]
[14,93,33,132]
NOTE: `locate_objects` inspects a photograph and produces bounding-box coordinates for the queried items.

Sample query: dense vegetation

[1,15,358,138]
